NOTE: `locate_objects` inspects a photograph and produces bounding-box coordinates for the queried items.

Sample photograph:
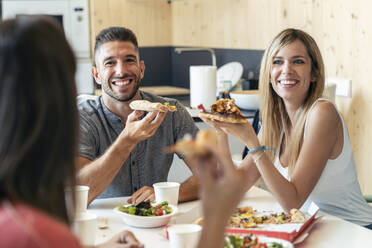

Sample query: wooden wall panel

[89,0,171,49]
[171,0,372,194]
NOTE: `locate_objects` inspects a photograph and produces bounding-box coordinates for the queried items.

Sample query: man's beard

[102,77,140,102]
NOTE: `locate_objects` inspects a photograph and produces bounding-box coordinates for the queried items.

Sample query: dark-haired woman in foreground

[0,16,143,248]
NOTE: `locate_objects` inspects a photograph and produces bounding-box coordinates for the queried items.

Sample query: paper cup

[153,182,180,206]
[72,212,97,246]
[65,185,89,213]
[168,224,202,248]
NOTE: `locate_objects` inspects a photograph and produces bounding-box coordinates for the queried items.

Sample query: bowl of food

[230,90,260,110]
[224,234,293,248]
[114,200,177,228]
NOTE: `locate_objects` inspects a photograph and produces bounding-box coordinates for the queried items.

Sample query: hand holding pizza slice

[165,129,219,157]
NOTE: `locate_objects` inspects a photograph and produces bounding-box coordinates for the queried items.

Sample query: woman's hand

[200,116,260,148]
[197,143,250,222]
[194,140,250,248]
[96,230,144,248]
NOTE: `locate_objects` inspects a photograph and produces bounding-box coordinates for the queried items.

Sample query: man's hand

[127,186,155,205]
[96,230,144,248]
[120,110,166,144]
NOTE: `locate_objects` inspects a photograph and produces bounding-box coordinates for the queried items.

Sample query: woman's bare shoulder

[306,100,341,132]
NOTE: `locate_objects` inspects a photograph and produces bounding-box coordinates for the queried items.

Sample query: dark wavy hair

[0,16,78,224]
[93,26,139,64]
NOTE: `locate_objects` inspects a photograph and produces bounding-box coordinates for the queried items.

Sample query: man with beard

[77,27,199,204]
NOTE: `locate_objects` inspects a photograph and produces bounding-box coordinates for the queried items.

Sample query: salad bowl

[113,201,178,228]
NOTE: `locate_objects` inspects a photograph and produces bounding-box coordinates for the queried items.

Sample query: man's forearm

[77,139,137,204]
[178,175,199,202]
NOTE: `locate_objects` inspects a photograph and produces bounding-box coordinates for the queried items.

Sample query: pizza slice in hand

[198,99,247,123]
[165,130,218,157]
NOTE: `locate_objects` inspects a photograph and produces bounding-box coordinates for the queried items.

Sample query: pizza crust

[199,112,247,123]
[129,100,176,112]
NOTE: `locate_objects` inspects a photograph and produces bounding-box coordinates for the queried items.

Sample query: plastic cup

[72,212,97,246]
[153,182,180,206]
[168,224,202,248]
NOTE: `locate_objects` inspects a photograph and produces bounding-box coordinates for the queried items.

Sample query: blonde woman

[199,28,372,237]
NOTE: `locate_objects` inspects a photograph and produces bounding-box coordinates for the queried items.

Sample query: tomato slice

[155,209,163,216]
[197,104,207,113]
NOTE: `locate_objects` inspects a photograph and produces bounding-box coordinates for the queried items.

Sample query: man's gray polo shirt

[78,91,198,198]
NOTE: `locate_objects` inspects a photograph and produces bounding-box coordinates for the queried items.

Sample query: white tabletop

[88,187,372,247]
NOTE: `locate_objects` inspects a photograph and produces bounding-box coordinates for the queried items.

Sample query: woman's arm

[252,101,342,211]
[201,101,342,211]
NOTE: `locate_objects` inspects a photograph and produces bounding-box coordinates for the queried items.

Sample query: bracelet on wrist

[247,145,276,155]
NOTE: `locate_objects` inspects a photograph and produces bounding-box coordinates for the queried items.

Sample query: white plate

[217,62,244,90]
[113,204,178,228]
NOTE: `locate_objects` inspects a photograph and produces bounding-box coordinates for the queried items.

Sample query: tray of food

[224,202,319,242]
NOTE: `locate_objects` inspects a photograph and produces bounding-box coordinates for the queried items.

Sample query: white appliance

[2,0,94,94]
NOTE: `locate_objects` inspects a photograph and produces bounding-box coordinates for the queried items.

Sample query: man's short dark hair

[94,26,139,58]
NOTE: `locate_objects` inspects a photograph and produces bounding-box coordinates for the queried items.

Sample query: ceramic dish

[230,90,259,110]
[113,204,178,228]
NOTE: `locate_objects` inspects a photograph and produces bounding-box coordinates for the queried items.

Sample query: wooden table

[88,187,372,247]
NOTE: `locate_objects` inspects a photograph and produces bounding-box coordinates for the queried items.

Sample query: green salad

[224,234,283,248]
[118,200,172,216]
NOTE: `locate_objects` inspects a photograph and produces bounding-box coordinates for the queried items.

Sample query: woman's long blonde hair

[259,28,325,175]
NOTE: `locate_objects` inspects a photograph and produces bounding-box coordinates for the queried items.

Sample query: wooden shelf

[94,86,190,97]
[139,86,190,96]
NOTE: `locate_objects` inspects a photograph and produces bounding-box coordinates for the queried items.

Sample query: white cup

[153,182,180,206]
[72,212,97,246]
[65,185,89,213]
[168,224,202,248]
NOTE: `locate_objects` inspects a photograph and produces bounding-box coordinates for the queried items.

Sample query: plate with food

[224,233,293,248]
[114,200,177,228]
[198,98,248,123]
[195,204,316,242]
[225,204,319,243]
[228,206,307,229]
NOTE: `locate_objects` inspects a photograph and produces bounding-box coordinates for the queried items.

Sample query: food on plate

[228,206,307,228]
[117,200,172,216]
[289,208,306,223]
[224,234,284,248]
[129,100,177,112]
[165,129,218,157]
[198,98,248,123]
[195,206,307,229]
